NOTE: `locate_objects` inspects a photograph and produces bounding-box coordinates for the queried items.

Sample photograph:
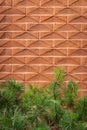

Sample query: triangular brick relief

[70,16,87,23]
[82,41,87,48]
[0,32,12,39]
[27,8,53,15]
[13,65,39,73]
[13,32,39,39]
[54,40,81,48]
[13,16,39,23]
[0,0,11,6]
[68,49,87,56]
[27,40,52,48]
[14,0,39,6]
[0,40,26,47]
[28,24,52,31]
[39,49,67,56]
[0,65,12,72]
[0,49,12,56]
[55,24,80,31]
[69,0,78,5]
[28,73,50,81]
[56,7,80,15]
[0,24,25,31]
[0,16,12,23]
[82,25,87,31]
[55,57,80,65]
[69,66,87,73]
[0,57,25,64]
[82,75,87,81]
[40,66,54,73]
[13,74,25,81]
[0,74,13,80]
[13,49,39,56]
[69,32,87,39]
[0,7,25,14]
[66,74,81,81]
[26,57,52,64]
[70,0,87,6]
[41,16,66,23]
[41,32,66,39]
[41,0,67,6]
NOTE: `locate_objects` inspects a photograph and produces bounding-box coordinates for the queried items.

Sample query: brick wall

[0,0,87,95]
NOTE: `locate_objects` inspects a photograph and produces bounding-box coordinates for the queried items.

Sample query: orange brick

[0,0,87,93]
[0,0,12,6]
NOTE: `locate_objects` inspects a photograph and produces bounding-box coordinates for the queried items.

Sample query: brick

[13,16,40,23]
[39,49,67,56]
[69,32,87,39]
[13,48,39,56]
[0,32,12,39]
[0,16,12,23]
[0,24,26,31]
[82,41,87,48]
[68,49,87,56]
[0,7,26,15]
[27,40,53,48]
[0,0,12,6]
[13,65,39,73]
[40,16,67,23]
[68,66,87,73]
[0,74,13,80]
[14,0,40,6]
[69,16,87,24]
[41,0,67,7]
[65,73,81,82]
[53,40,81,48]
[25,73,52,82]
[54,24,80,32]
[27,23,53,32]
[12,74,25,81]
[25,57,53,64]
[69,0,87,6]
[0,48,12,56]
[0,40,26,48]
[82,57,87,65]
[26,7,53,15]
[55,7,81,16]
[12,32,39,39]
[54,57,81,65]
[0,57,25,64]
[0,65,12,72]
[40,32,67,39]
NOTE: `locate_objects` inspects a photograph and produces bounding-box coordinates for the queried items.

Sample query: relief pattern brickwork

[0,0,87,94]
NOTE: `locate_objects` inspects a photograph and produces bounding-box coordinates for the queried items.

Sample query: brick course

[0,0,87,95]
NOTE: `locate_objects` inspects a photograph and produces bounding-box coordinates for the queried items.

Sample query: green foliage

[32,122,50,130]
[76,95,87,121]
[0,80,24,109]
[59,110,78,130]
[64,81,78,108]
[76,122,87,130]
[0,81,27,130]
[54,68,65,85]
[0,68,87,130]
[0,107,28,130]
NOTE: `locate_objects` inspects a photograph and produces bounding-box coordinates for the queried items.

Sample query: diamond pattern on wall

[0,0,87,94]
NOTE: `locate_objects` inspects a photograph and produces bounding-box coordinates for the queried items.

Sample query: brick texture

[0,0,87,95]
